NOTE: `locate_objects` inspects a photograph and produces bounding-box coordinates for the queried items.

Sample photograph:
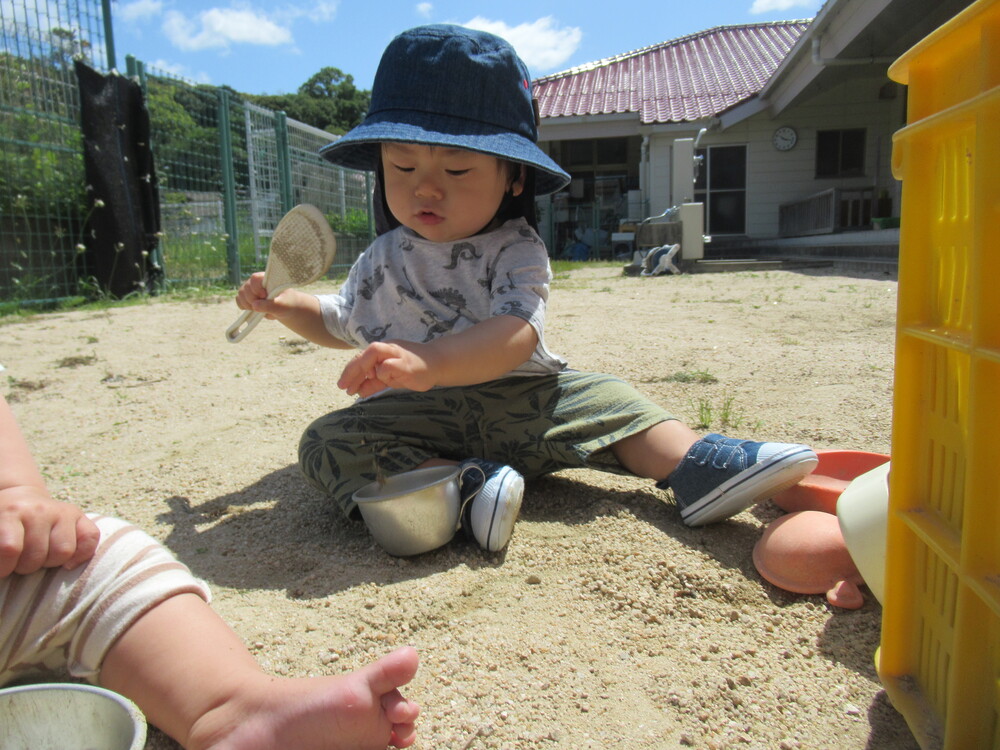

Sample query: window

[546,137,640,259]
[595,138,627,165]
[816,129,866,178]
[561,137,629,168]
[565,139,593,167]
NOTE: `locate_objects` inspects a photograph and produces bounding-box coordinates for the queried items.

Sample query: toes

[390,722,418,748]
[382,689,420,724]
[366,646,419,695]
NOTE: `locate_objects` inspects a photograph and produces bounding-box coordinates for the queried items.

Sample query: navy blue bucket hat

[318,24,571,196]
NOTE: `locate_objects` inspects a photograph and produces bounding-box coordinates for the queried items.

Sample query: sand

[1,263,919,749]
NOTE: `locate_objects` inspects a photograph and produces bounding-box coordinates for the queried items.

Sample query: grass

[658,369,719,385]
[550,259,621,279]
[0,288,193,320]
[689,395,761,432]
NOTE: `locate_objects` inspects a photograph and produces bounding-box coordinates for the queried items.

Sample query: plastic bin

[879,1,1000,748]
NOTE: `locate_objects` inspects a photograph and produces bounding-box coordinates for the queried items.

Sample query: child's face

[381,143,525,243]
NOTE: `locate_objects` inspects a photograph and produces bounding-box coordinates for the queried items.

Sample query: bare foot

[187,646,420,750]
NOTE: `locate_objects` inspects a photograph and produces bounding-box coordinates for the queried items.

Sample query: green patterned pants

[299,371,674,516]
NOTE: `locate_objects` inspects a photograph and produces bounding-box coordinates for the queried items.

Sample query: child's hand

[234,272,276,317]
[234,272,304,321]
[233,275,344,348]
[0,487,100,577]
[338,341,436,398]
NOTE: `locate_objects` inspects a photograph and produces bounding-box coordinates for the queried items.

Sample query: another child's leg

[0,514,211,687]
[0,513,420,749]
[99,593,420,750]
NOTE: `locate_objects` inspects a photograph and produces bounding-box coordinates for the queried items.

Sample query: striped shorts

[0,514,210,686]
[299,371,674,516]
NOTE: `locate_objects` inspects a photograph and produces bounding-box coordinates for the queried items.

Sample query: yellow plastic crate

[880,1,1000,748]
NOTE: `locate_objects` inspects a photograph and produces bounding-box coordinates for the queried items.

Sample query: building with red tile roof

[534,22,809,125]
[532,0,976,264]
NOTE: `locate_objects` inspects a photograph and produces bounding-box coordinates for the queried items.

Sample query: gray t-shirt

[316,217,568,378]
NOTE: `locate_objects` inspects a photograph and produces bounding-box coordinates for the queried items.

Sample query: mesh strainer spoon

[226,204,337,343]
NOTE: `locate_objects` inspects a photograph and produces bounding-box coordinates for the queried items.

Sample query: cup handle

[455,464,486,529]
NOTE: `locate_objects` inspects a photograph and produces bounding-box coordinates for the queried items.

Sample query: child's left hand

[338,341,436,398]
[0,487,101,577]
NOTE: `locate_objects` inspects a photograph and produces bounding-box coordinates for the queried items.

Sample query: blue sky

[110,0,823,95]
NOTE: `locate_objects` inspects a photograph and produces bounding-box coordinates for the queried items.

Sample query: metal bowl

[0,682,147,750]
[353,465,462,556]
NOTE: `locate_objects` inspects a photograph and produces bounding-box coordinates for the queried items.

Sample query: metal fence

[136,57,374,290]
[0,0,110,303]
[0,0,374,305]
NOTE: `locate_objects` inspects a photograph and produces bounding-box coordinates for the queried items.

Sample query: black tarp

[75,61,162,298]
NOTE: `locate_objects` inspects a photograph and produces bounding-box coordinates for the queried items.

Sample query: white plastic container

[836,461,891,604]
[0,682,147,750]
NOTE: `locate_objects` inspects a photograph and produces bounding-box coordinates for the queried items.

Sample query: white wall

[641,70,905,238]
[645,135,676,217]
[748,72,904,236]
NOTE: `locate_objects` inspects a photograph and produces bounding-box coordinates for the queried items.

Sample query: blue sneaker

[658,434,818,526]
[458,459,524,551]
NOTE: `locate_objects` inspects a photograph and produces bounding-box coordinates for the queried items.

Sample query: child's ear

[510,165,527,197]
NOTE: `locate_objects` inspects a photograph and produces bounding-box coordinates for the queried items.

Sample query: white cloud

[416,3,433,18]
[162,8,293,52]
[148,58,212,84]
[118,0,163,24]
[304,1,338,23]
[749,0,818,13]
[148,58,187,76]
[461,16,581,73]
[268,1,338,27]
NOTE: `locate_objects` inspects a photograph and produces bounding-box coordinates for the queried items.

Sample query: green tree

[248,66,370,134]
[0,51,86,215]
[144,77,223,193]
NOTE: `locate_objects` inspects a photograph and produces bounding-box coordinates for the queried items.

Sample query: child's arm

[0,395,100,577]
[235,272,352,349]
[338,314,538,398]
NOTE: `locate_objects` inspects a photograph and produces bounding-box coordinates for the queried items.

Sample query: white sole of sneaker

[681,447,818,527]
[482,472,524,551]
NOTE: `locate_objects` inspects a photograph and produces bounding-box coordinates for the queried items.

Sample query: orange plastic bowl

[772,449,889,514]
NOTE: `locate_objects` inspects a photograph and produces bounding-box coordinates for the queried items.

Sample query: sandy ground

[1,263,919,750]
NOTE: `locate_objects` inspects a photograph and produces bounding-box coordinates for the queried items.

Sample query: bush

[326,208,371,236]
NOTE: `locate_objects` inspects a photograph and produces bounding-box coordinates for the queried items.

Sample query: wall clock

[772,126,797,151]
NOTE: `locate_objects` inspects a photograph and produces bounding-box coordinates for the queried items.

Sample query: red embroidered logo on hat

[523,79,528,88]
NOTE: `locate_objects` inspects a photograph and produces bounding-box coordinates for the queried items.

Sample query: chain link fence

[1,0,373,305]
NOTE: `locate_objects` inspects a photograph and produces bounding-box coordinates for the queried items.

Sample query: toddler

[235,25,818,553]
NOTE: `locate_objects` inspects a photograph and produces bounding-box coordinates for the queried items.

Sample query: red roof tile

[533,21,810,123]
